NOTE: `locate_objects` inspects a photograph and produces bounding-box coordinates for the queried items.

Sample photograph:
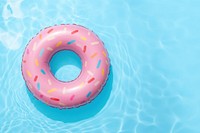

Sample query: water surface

[1,0,200,132]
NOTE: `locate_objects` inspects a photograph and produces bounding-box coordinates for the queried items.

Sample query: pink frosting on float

[21,24,110,108]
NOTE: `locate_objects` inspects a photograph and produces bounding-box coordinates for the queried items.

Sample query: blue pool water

[1,0,200,132]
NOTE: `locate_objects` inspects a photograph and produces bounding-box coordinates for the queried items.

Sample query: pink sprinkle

[83,45,87,53]
[88,77,95,83]
[50,97,60,101]
[27,49,29,54]
[40,94,43,98]
[70,95,75,101]
[71,30,79,34]
[34,75,38,82]
[47,29,53,33]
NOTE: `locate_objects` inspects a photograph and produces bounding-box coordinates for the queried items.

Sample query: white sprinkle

[47,47,53,51]
[76,43,82,48]
[88,32,91,36]
[87,70,93,76]
[91,41,99,45]
[33,42,37,51]
[27,82,32,89]
[48,79,52,85]
[85,75,90,81]
[63,87,66,94]
[47,35,55,41]
[94,81,100,86]
[106,60,109,65]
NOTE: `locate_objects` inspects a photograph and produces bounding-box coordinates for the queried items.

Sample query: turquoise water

[1,0,200,132]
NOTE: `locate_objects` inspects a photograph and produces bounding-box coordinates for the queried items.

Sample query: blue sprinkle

[96,60,101,69]
[67,40,76,45]
[40,69,46,75]
[37,83,40,90]
[39,48,44,57]
[86,91,92,98]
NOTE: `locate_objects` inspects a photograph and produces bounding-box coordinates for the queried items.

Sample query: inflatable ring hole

[49,50,82,82]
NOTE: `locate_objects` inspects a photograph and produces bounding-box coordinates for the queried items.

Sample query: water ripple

[1,0,200,132]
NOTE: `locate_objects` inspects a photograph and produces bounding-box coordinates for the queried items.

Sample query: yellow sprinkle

[26,70,32,78]
[59,102,65,106]
[63,27,67,33]
[79,82,84,88]
[47,88,57,93]
[56,41,62,47]
[102,51,107,57]
[35,59,39,66]
[102,69,104,76]
[39,34,42,40]
[91,52,98,58]
[80,36,87,41]
[85,61,87,67]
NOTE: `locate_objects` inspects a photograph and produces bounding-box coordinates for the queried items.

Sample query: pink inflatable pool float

[21,24,110,108]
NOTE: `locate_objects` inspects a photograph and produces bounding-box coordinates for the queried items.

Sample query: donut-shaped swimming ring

[21,24,110,108]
